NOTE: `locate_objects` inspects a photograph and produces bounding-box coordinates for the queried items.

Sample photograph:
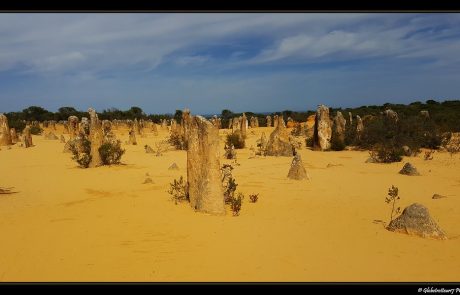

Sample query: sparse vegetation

[168,133,187,150]
[70,136,92,168]
[290,123,305,137]
[167,176,189,205]
[368,144,404,163]
[30,125,43,135]
[226,133,245,149]
[424,150,435,160]
[385,185,401,224]
[154,139,171,156]
[330,134,346,151]
[230,192,244,216]
[249,194,259,203]
[99,140,125,165]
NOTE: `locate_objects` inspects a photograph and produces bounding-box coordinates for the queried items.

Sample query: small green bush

[385,185,401,224]
[70,137,92,168]
[30,125,43,135]
[99,140,125,165]
[369,144,403,163]
[8,120,26,133]
[224,176,238,204]
[230,192,244,216]
[168,133,187,150]
[249,194,259,203]
[226,133,245,149]
[330,135,346,151]
[168,176,189,205]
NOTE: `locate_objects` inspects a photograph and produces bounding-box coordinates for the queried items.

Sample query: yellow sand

[0,126,459,282]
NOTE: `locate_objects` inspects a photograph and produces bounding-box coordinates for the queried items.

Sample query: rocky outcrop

[313,105,332,151]
[88,108,104,167]
[265,116,293,157]
[387,203,447,240]
[332,111,346,146]
[10,128,18,144]
[68,116,79,140]
[0,114,12,146]
[384,109,399,122]
[266,116,272,127]
[287,154,309,180]
[356,115,364,140]
[23,126,33,148]
[185,114,225,215]
[399,162,420,176]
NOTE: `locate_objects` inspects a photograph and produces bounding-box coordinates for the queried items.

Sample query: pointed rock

[287,153,309,180]
[387,203,447,240]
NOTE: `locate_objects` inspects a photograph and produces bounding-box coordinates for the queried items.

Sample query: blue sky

[0,13,459,115]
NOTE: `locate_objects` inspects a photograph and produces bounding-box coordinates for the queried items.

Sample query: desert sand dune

[0,125,459,282]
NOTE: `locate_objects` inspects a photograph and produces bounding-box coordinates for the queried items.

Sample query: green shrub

[385,185,401,224]
[224,176,238,204]
[226,133,245,149]
[99,140,125,165]
[249,194,259,203]
[30,125,43,135]
[168,133,187,150]
[167,176,189,205]
[70,137,92,168]
[8,120,26,133]
[230,192,244,216]
[369,144,404,163]
[330,134,346,151]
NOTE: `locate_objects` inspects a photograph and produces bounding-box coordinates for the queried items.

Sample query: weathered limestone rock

[332,111,347,145]
[80,117,90,136]
[128,129,137,145]
[420,110,430,119]
[144,145,155,154]
[151,122,158,135]
[10,128,18,144]
[265,116,293,157]
[443,132,460,153]
[287,153,309,180]
[168,163,179,170]
[68,116,79,140]
[399,162,420,176]
[387,203,447,240]
[185,114,225,215]
[44,132,59,140]
[0,114,12,146]
[384,109,399,122]
[349,112,353,125]
[402,145,412,156]
[102,120,112,135]
[232,117,240,133]
[88,108,104,167]
[248,145,256,159]
[313,105,332,151]
[23,126,33,148]
[273,115,278,129]
[228,118,233,129]
[256,132,267,155]
[266,116,272,127]
[60,135,66,143]
[241,113,247,138]
[356,115,364,140]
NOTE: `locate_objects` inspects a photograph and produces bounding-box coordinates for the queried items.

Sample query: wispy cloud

[0,13,459,113]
